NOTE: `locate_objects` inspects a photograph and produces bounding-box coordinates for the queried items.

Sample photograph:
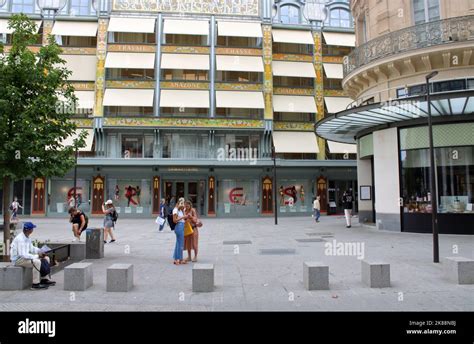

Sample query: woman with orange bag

[184,200,202,262]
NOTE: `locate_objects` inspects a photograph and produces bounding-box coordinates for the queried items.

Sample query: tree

[0,14,86,259]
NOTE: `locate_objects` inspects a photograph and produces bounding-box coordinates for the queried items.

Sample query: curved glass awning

[316,90,474,144]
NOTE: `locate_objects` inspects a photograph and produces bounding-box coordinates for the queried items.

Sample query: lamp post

[271,140,278,225]
[426,71,439,263]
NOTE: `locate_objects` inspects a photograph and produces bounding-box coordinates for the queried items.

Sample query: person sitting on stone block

[10,222,56,290]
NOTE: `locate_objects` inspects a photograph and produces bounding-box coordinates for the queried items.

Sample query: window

[107,68,155,80]
[70,0,95,16]
[217,36,261,48]
[164,34,207,46]
[215,134,260,158]
[413,0,440,25]
[108,32,155,44]
[273,76,314,88]
[280,5,300,25]
[328,9,353,28]
[162,133,209,159]
[324,79,343,90]
[215,71,262,83]
[105,107,154,117]
[274,113,315,122]
[121,136,143,158]
[161,69,208,81]
[272,42,312,55]
[55,36,97,47]
[11,0,35,13]
[322,45,352,57]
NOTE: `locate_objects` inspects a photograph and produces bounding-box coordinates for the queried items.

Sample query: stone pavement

[0,215,473,311]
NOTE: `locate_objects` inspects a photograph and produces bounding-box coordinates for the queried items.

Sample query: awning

[62,129,94,152]
[160,90,209,108]
[273,95,317,113]
[103,89,154,107]
[273,131,319,153]
[216,91,264,109]
[324,97,353,113]
[107,17,156,33]
[51,21,98,37]
[60,55,97,81]
[105,52,155,69]
[74,91,95,109]
[217,21,262,38]
[327,141,357,154]
[323,63,343,79]
[0,19,41,34]
[272,29,314,45]
[163,19,209,36]
[322,32,356,47]
[272,61,316,78]
[161,53,209,70]
[216,55,264,72]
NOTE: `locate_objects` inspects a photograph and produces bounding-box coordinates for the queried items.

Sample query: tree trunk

[2,176,10,262]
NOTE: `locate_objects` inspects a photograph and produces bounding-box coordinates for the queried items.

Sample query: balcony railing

[343,15,474,78]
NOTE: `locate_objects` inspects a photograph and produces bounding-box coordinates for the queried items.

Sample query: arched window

[328,8,353,28]
[280,5,300,25]
[413,0,440,25]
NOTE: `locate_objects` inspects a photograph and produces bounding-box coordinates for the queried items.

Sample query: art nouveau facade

[316,0,474,233]
[0,0,358,218]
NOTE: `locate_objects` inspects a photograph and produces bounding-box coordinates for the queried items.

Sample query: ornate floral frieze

[72,82,96,91]
[60,47,97,55]
[262,25,273,120]
[215,83,262,91]
[274,122,315,131]
[161,46,210,54]
[215,47,262,56]
[3,46,41,53]
[324,89,346,97]
[322,56,344,63]
[272,53,312,62]
[107,44,156,53]
[112,0,260,16]
[70,118,94,127]
[273,87,314,96]
[160,81,209,90]
[93,19,108,117]
[103,117,265,129]
[107,80,156,89]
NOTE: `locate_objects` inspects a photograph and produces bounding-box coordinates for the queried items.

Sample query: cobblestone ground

[1,215,473,311]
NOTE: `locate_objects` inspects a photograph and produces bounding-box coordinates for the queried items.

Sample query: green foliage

[0,14,86,182]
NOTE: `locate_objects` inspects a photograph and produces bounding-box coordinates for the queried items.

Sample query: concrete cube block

[86,228,104,259]
[444,257,474,284]
[303,262,329,290]
[64,263,93,291]
[361,260,390,288]
[0,263,32,290]
[192,264,214,292]
[70,242,86,261]
[107,264,134,292]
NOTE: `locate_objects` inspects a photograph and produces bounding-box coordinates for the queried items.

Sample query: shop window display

[49,179,91,214]
[106,179,151,214]
[277,180,311,213]
[217,179,259,216]
[401,146,474,214]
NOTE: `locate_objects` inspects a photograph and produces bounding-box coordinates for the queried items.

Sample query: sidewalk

[0,215,472,311]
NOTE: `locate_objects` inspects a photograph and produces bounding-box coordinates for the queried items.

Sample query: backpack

[112,209,118,223]
[167,214,176,230]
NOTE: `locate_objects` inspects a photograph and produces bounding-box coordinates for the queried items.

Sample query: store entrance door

[164,180,205,215]
[328,180,357,215]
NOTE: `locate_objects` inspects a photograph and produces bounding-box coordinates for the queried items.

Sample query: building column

[93,18,108,118]
[313,30,325,160]
[357,156,374,223]
[155,13,163,117]
[209,15,216,118]
[373,128,401,231]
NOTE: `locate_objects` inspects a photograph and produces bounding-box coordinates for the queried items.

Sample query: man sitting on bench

[10,222,56,290]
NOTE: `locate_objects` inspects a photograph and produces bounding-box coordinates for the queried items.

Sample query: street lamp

[36,0,67,19]
[426,70,439,263]
[271,138,278,225]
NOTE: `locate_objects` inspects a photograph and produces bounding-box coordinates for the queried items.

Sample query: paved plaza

[0,215,473,311]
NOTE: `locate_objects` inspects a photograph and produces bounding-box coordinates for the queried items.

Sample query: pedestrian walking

[313,196,321,223]
[102,200,117,243]
[172,198,188,265]
[10,196,23,223]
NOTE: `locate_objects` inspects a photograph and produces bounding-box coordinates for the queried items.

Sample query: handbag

[155,216,165,226]
[184,221,194,236]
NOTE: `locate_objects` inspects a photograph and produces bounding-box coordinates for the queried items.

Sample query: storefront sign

[167,167,201,172]
[112,0,260,16]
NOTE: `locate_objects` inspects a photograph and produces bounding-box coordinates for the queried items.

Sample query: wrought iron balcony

[343,15,474,78]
